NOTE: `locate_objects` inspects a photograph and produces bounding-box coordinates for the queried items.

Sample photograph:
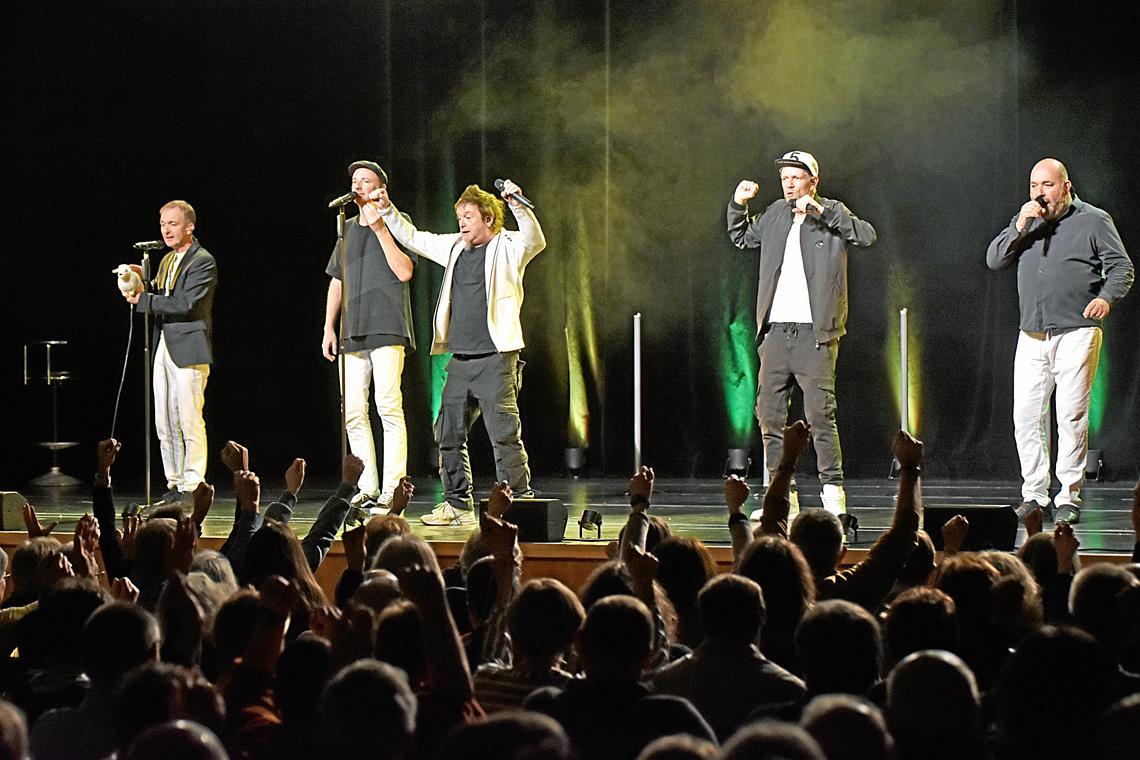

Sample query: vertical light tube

[633,313,642,470]
[900,308,909,434]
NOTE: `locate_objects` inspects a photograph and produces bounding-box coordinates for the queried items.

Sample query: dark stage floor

[11,476,1137,555]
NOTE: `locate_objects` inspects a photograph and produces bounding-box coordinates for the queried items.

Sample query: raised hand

[782,420,812,465]
[724,475,750,514]
[97,438,121,480]
[285,458,306,496]
[941,515,969,556]
[482,514,519,563]
[71,514,101,577]
[1015,198,1046,232]
[629,466,655,511]
[486,480,513,520]
[120,514,140,560]
[110,577,140,603]
[390,476,414,516]
[734,180,760,205]
[893,430,923,469]
[396,563,446,609]
[169,517,198,575]
[22,504,57,538]
[1023,505,1044,537]
[221,440,249,474]
[191,481,214,526]
[342,455,365,488]
[1054,522,1080,574]
[342,525,367,572]
[623,544,660,601]
[259,575,300,620]
[235,470,261,514]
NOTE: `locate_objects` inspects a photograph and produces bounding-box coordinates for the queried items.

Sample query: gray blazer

[140,240,217,366]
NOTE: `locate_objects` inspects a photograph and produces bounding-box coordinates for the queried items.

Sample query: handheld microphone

[494,179,535,210]
[328,191,358,209]
[1034,194,1048,211]
[133,240,166,250]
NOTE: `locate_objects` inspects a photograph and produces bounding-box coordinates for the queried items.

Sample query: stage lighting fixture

[578,509,603,539]
[725,448,751,477]
[564,447,586,478]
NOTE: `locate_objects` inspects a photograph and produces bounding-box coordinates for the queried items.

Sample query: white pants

[1013,327,1101,508]
[343,345,407,498]
[153,335,210,493]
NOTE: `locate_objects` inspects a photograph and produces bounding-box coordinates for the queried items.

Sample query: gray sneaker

[1054,504,1081,525]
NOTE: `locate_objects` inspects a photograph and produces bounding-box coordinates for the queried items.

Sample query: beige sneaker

[821,484,847,515]
[749,488,800,522]
[420,502,476,526]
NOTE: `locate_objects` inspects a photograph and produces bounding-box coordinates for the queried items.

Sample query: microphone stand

[141,251,153,507]
[336,204,349,463]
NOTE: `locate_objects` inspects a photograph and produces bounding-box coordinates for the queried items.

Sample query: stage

[11,476,1137,553]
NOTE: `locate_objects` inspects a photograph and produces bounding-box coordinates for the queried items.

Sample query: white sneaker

[749,488,800,522]
[821,484,847,515]
[420,502,476,526]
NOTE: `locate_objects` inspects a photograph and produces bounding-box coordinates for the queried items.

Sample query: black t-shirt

[326,217,416,351]
[447,243,496,354]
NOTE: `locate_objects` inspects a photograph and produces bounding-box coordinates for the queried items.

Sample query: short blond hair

[454,185,505,237]
[160,199,196,225]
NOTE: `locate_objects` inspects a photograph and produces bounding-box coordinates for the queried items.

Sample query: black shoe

[839,513,859,544]
[1054,504,1081,525]
[159,490,183,505]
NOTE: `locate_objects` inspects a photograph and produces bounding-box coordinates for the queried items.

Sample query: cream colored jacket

[380,202,546,354]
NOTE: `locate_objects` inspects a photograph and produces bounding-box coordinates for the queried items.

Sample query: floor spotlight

[565,447,586,478]
[578,509,603,539]
[1086,449,1103,481]
[725,448,751,477]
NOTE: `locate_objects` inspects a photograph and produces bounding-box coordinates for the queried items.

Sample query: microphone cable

[110,303,135,439]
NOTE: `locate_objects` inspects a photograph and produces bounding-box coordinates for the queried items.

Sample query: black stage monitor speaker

[925,505,1018,552]
[478,498,568,543]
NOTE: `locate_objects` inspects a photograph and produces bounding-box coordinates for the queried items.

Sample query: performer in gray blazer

[124,199,217,504]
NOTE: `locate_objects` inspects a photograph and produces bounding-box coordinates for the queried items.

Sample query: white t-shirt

[767,214,813,324]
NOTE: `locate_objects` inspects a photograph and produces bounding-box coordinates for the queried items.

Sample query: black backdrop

[3,1,1137,487]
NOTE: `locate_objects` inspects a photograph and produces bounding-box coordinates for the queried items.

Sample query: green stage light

[1089,336,1107,437]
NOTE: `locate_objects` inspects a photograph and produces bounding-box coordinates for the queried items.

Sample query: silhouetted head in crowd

[698,573,765,646]
[736,535,815,671]
[790,509,846,580]
[365,514,412,564]
[996,626,1117,758]
[375,600,425,688]
[0,700,27,760]
[895,529,936,588]
[887,650,979,760]
[883,586,959,665]
[636,733,720,760]
[134,518,177,578]
[189,550,237,594]
[113,663,225,753]
[320,660,416,760]
[1069,563,1140,653]
[351,570,404,615]
[83,602,161,690]
[617,515,674,553]
[579,560,678,644]
[125,720,226,760]
[508,578,585,666]
[578,595,654,684]
[374,533,442,577]
[465,555,498,629]
[721,721,826,760]
[210,588,261,673]
[39,576,110,667]
[1100,693,1140,760]
[653,536,716,635]
[801,694,893,760]
[933,553,999,667]
[796,599,882,697]
[979,550,1043,643]
[438,710,573,760]
[275,633,332,723]
[1017,532,1058,588]
[9,537,62,603]
[241,519,327,614]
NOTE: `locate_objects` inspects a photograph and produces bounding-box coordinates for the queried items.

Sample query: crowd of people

[0,428,1138,760]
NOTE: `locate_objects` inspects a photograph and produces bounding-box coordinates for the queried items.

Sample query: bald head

[1030,158,1072,217]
